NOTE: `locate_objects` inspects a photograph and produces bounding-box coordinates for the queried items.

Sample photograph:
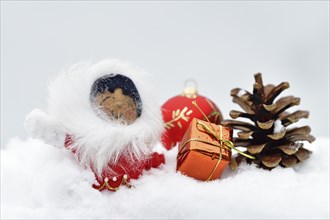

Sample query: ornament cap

[182,79,198,98]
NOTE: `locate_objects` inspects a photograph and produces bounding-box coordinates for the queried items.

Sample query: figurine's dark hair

[90,74,142,117]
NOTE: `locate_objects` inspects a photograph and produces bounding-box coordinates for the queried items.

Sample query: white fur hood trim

[47,59,163,175]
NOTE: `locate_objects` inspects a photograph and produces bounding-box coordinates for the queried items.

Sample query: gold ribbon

[178,101,255,181]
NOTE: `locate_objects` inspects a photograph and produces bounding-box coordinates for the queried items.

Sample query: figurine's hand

[25,109,66,148]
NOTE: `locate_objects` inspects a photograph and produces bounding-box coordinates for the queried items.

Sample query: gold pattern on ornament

[164,107,193,130]
[206,98,223,122]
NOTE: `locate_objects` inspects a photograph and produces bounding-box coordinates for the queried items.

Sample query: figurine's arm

[25,109,67,148]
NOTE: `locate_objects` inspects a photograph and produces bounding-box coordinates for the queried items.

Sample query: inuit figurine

[25,59,165,191]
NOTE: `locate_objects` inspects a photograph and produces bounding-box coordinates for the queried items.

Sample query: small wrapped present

[176,118,233,181]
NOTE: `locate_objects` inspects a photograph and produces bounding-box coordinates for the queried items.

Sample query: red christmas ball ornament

[161,80,223,150]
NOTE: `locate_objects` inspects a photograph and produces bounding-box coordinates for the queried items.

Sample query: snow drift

[1,137,329,219]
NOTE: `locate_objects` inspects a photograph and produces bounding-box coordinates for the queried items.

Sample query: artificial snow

[1,137,329,219]
[274,119,285,134]
[237,89,246,97]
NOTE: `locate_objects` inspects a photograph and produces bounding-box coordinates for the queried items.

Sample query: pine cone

[222,73,315,170]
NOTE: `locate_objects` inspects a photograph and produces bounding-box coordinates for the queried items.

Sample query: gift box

[176,118,233,181]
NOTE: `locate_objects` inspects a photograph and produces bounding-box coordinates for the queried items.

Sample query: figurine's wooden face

[94,88,138,124]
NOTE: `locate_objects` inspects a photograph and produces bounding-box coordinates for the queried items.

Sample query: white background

[1,1,329,147]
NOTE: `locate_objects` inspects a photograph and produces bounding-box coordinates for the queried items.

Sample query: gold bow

[180,101,255,180]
